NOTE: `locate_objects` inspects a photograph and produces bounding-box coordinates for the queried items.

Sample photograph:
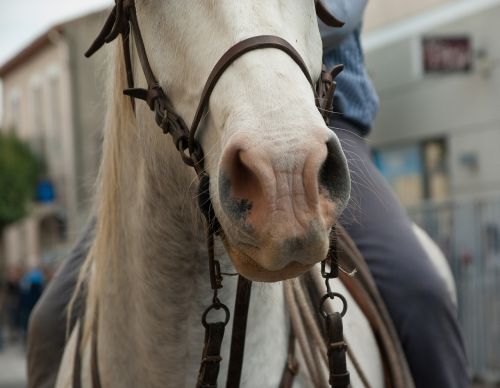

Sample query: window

[48,76,62,155]
[373,144,424,206]
[7,90,21,133]
[373,138,449,206]
[422,139,449,201]
[31,85,46,159]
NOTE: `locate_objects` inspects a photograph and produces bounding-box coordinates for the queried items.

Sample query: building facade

[365,0,455,31]
[363,0,500,380]
[0,10,107,270]
[364,0,500,205]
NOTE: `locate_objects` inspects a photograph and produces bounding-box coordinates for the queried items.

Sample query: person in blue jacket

[27,3,469,388]
[320,1,468,387]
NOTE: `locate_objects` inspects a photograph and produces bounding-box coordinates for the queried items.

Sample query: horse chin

[222,240,314,282]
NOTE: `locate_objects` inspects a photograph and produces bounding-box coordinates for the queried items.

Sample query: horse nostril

[230,149,263,203]
[319,136,351,205]
[219,145,266,222]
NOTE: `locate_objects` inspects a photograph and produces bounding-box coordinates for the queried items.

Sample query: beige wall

[365,0,456,30]
[0,11,107,269]
[1,33,80,269]
[63,12,108,221]
[1,36,78,227]
[366,4,500,198]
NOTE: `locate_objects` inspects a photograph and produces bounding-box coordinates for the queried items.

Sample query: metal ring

[202,302,230,328]
[319,292,347,319]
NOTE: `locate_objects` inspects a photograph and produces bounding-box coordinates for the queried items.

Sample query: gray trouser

[27,221,93,388]
[334,120,468,388]
[27,123,468,388]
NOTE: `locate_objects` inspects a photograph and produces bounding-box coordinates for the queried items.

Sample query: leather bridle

[81,1,350,387]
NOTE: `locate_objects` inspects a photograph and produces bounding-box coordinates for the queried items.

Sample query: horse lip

[221,239,314,282]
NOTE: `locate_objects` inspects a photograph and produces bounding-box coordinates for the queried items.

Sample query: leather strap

[325,313,350,388]
[279,330,299,388]
[336,226,415,388]
[197,322,226,388]
[226,276,252,387]
[187,34,317,162]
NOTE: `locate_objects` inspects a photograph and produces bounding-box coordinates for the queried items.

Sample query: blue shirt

[320,0,379,134]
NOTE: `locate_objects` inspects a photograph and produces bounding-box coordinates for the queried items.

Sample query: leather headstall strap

[226,276,252,387]
[84,1,346,387]
[319,226,351,388]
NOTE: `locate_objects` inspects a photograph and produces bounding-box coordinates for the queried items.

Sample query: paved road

[0,343,26,388]
[0,342,495,388]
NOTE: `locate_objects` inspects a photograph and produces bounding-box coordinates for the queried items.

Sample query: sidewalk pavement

[0,343,27,388]
[0,342,496,388]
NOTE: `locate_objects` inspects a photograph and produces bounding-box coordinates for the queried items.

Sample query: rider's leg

[27,220,94,388]
[333,119,469,388]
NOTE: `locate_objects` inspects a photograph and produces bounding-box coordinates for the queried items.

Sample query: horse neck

[91,138,288,386]
[82,51,201,385]
[84,46,289,387]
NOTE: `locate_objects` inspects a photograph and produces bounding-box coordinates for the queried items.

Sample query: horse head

[119,0,351,282]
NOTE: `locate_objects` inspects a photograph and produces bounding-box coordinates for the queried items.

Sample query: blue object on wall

[36,179,56,203]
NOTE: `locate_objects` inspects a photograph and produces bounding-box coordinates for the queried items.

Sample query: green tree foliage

[0,131,41,229]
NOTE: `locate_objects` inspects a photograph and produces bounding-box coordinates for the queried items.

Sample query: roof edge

[0,26,63,78]
[0,7,109,78]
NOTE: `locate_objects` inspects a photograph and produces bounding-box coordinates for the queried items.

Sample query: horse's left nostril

[319,136,351,206]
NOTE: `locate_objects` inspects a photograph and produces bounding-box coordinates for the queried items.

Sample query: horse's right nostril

[219,144,267,222]
[319,136,351,206]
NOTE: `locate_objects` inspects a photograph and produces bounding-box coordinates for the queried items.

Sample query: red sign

[422,37,473,73]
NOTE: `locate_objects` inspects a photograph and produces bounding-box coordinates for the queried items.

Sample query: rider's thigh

[27,220,94,388]
[333,122,468,388]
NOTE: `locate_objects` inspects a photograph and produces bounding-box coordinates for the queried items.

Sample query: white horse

[55,1,455,387]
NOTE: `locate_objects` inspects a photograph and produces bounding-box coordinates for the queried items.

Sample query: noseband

[83,1,349,387]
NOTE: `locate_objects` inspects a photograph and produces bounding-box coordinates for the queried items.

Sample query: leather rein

[81,1,350,387]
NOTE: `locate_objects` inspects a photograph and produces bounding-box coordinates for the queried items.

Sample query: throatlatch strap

[197,322,226,388]
[226,276,252,387]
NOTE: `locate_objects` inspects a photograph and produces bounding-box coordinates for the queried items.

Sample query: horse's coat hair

[58,1,333,387]
[55,2,454,387]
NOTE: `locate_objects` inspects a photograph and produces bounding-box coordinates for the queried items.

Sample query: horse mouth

[222,240,314,282]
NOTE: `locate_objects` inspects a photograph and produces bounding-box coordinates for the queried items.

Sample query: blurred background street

[1,0,500,387]
[0,343,25,388]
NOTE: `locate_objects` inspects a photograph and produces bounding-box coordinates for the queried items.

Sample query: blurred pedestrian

[0,277,5,351]
[5,268,21,342]
[19,267,44,343]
